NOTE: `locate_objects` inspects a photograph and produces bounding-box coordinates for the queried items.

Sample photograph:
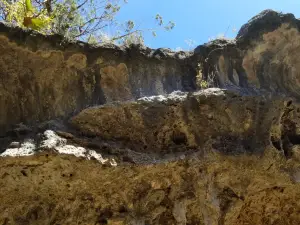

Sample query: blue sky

[115,0,300,49]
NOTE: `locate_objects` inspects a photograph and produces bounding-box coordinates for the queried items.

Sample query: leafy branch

[0,0,175,44]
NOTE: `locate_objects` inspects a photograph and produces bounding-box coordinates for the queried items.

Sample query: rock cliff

[2,9,300,225]
[0,23,195,135]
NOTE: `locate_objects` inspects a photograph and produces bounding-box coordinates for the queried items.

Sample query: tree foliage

[0,0,175,44]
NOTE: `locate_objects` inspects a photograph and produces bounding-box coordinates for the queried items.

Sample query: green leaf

[105,3,112,9]
[126,20,134,31]
[30,18,50,30]
[165,21,175,31]
[25,0,34,12]
[155,14,163,26]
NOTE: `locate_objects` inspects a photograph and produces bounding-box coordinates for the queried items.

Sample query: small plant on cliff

[196,63,216,89]
[0,0,175,44]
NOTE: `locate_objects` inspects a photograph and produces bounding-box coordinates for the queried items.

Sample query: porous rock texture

[3,9,300,225]
[70,89,296,156]
[0,23,195,135]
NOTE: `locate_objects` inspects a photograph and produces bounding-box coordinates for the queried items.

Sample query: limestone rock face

[193,10,300,99]
[0,23,195,135]
[70,89,288,155]
[2,9,300,225]
[3,9,300,134]
[2,148,300,225]
[70,88,300,160]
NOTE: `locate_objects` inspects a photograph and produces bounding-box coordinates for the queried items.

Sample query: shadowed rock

[70,88,300,157]
[0,22,196,135]
[2,9,300,225]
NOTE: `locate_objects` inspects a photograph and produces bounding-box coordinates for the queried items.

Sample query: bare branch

[111,29,143,41]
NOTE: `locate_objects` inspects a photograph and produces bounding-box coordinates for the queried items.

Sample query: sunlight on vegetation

[0,0,175,45]
[196,62,216,89]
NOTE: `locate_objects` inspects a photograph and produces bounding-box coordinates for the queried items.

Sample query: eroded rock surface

[193,10,300,99]
[2,9,300,225]
[0,130,115,165]
[1,147,300,225]
[2,10,300,134]
[71,89,299,157]
[0,23,195,135]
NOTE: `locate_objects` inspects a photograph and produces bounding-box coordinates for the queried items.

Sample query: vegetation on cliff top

[0,0,175,45]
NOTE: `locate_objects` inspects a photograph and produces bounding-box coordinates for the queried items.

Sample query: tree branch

[111,29,143,41]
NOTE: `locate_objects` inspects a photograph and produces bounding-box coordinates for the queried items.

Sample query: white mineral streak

[1,130,116,166]
[138,90,187,103]
[1,140,36,157]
